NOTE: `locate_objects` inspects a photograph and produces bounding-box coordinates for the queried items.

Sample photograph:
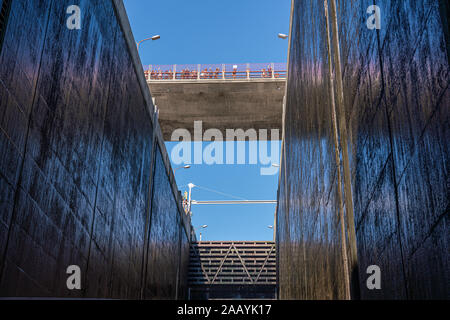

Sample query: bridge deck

[148,80,285,141]
[146,63,286,141]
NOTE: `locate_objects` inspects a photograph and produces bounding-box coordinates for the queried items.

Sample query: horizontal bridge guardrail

[144,63,287,81]
[191,200,277,205]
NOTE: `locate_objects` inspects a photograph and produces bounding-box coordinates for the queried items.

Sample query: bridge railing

[143,63,287,81]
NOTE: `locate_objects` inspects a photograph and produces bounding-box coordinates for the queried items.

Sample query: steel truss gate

[188,241,276,299]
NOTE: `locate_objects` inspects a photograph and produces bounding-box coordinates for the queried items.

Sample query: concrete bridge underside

[148,80,285,141]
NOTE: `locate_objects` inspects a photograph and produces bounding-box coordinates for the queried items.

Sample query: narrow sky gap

[124,0,290,241]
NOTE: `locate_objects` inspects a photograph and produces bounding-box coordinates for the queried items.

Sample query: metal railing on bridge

[144,63,287,81]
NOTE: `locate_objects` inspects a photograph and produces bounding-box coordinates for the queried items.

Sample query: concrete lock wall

[0,0,191,299]
[277,0,449,299]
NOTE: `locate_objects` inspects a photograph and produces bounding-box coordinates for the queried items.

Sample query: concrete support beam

[149,80,286,141]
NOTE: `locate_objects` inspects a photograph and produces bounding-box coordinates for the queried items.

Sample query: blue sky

[123,0,290,241]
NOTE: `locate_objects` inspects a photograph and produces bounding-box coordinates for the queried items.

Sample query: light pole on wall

[173,165,191,173]
[197,225,208,241]
[188,183,195,215]
[268,225,275,241]
[136,35,160,52]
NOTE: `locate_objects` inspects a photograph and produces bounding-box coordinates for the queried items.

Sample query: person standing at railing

[232,65,237,79]
[214,68,220,79]
[267,65,273,78]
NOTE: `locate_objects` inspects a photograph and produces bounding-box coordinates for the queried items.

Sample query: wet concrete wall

[277,0,449,299]
[144,146,181,299]
[0,0,191,298]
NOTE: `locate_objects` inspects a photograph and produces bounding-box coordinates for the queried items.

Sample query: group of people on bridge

[145,65,281,80]
[146,67,222,80]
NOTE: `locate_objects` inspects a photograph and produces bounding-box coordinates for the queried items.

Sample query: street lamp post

[268,225,275,241]
[188,183,195,214]
[173,165,191,173]
[197,225,208,241]
[136,35,160,52]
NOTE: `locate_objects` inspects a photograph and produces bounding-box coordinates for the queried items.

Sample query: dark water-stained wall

[278,0,449,299]
[178,222,190,299]
[144,146,181,299]
[0,0,191,298]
